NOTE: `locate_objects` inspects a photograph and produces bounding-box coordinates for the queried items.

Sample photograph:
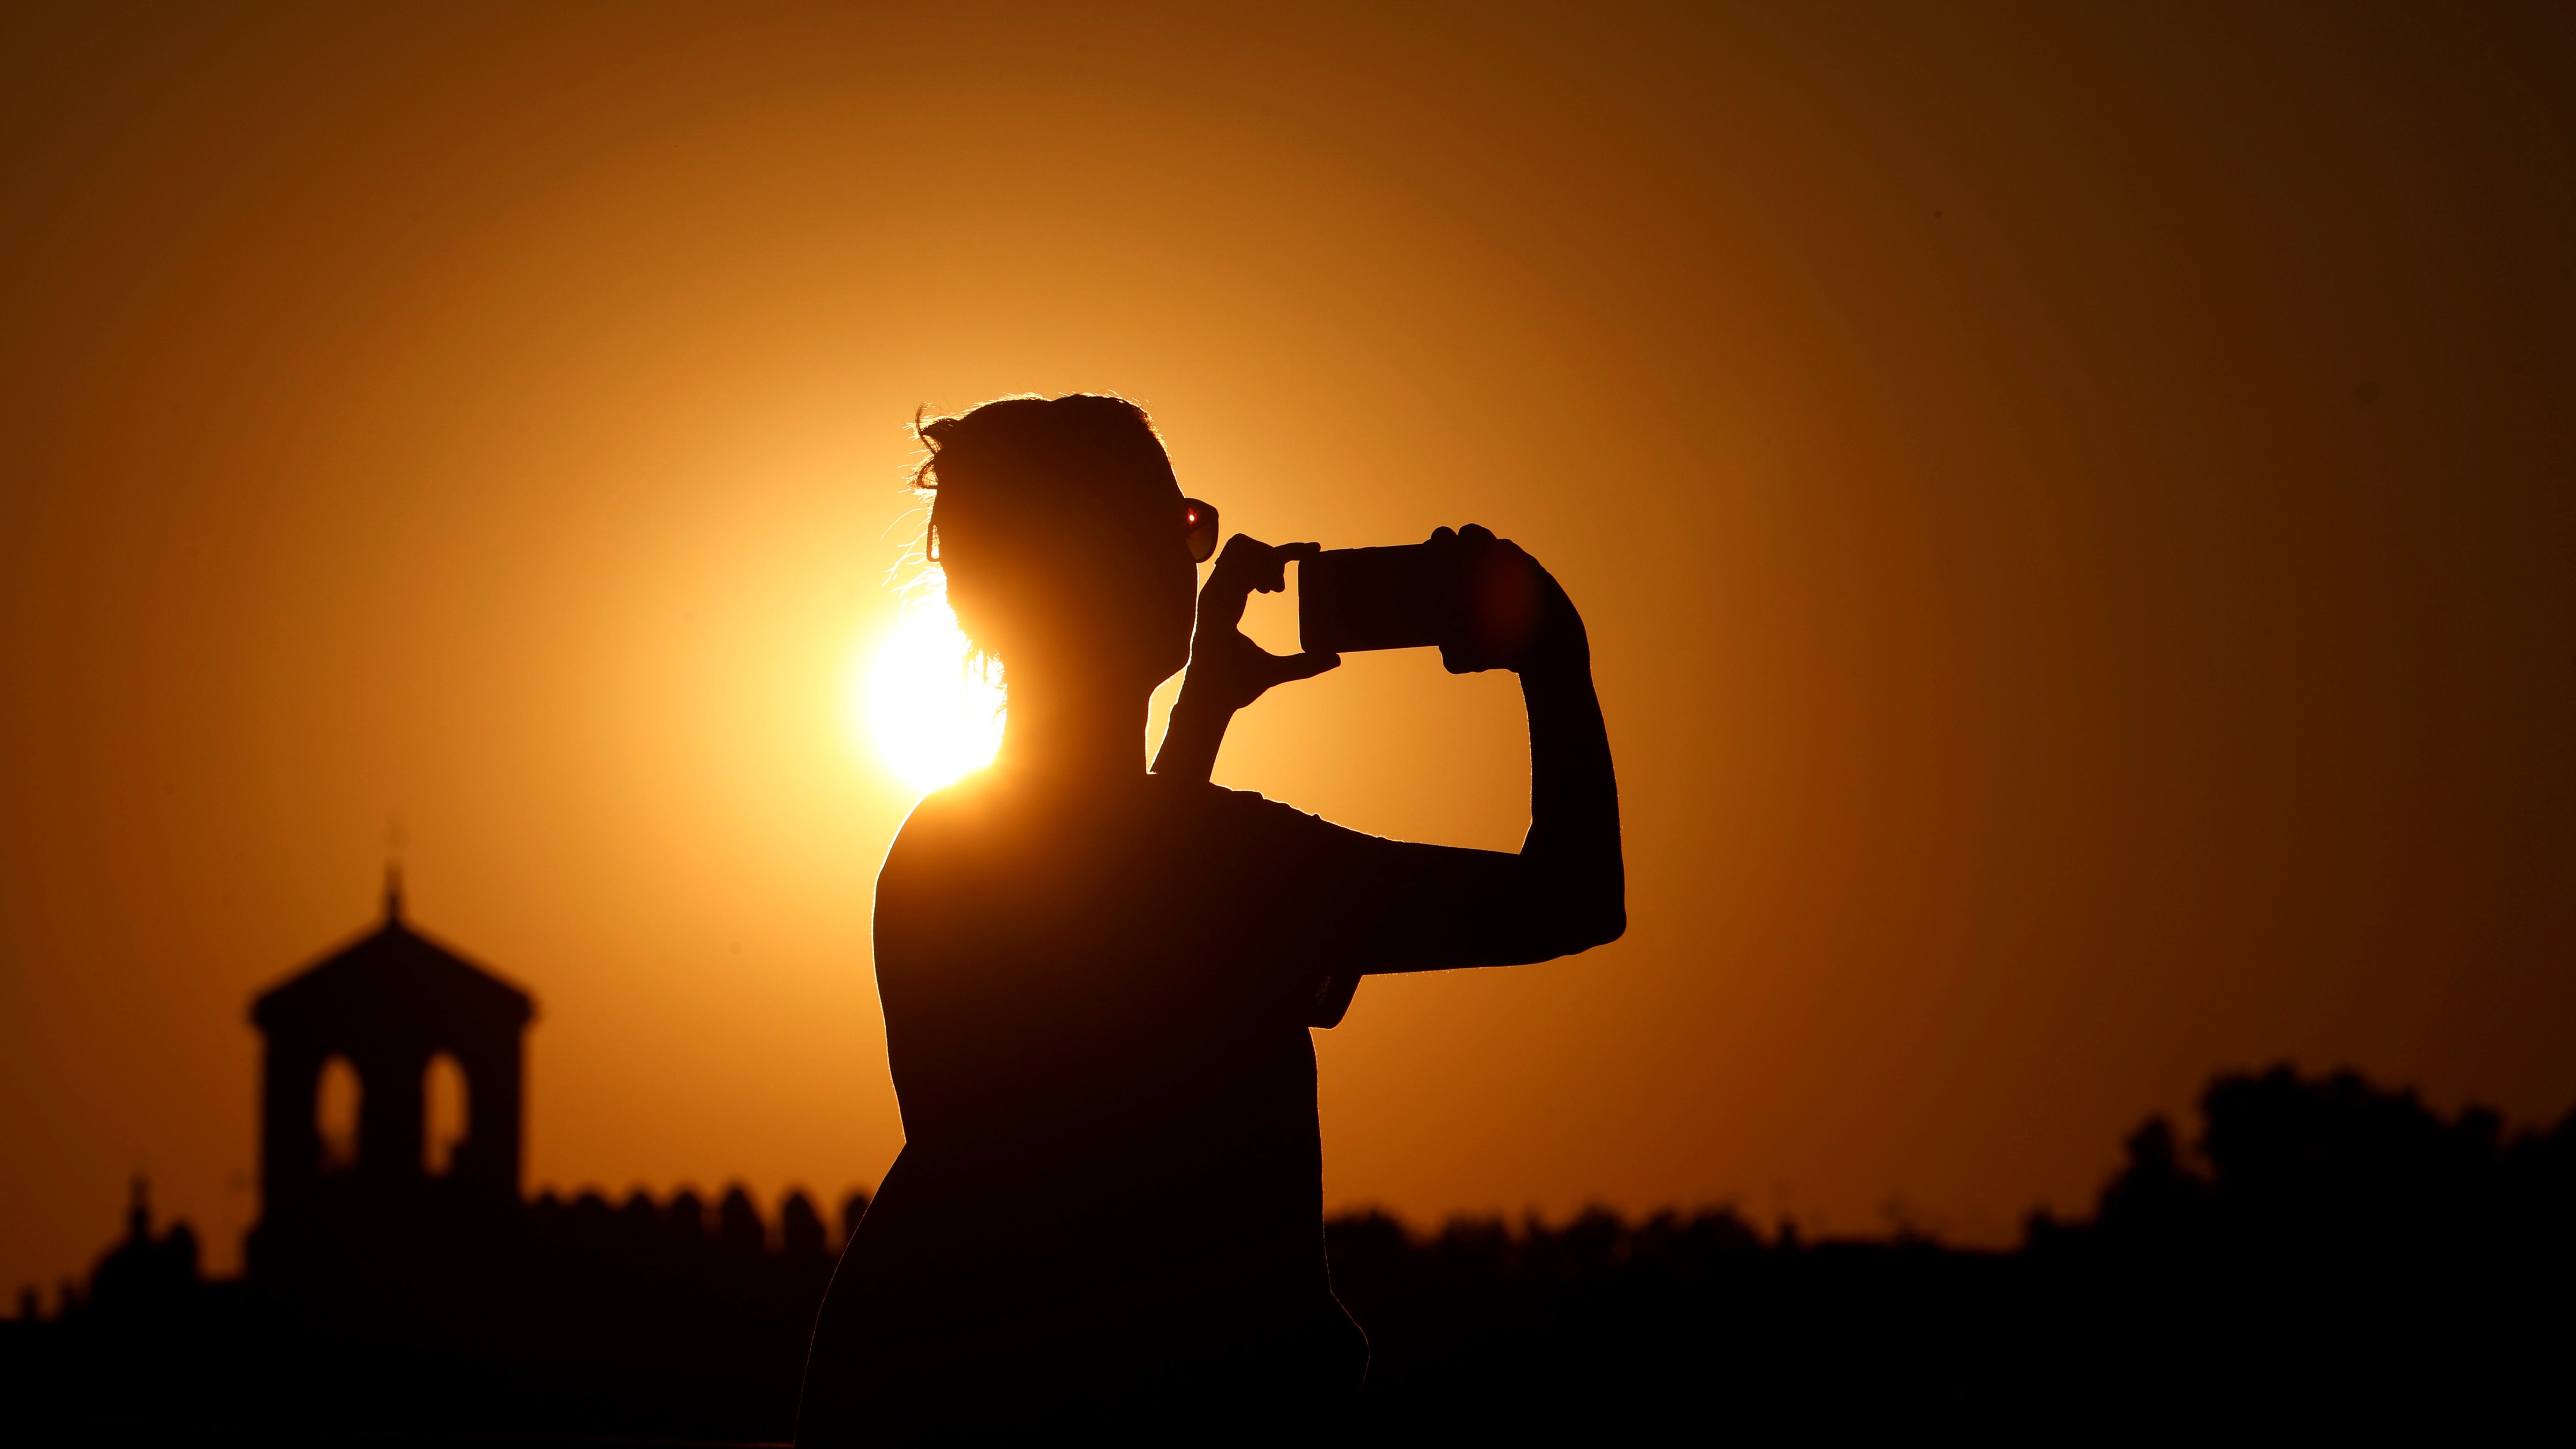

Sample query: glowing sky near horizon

[2,2,2571,1293]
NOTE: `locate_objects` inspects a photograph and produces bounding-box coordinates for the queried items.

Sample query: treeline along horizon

[6,1063,2571,1439]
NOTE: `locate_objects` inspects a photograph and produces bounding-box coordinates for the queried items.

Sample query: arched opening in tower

[424,1053,470,1177]
[316,1055,361,1172]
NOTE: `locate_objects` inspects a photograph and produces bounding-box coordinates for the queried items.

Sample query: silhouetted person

[796,395,1622,1443]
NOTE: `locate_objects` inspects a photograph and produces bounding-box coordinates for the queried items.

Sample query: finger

[1257,541,1320,591]
[1428,526,1457,544]
[1209,533,1268,583]
[1459,523,1496,542]
[1198,579,1255,629]
[1256,549,1290,594]
[1437,642,1491,675]
[1216,533,1288,590]
[1202,534,1271,612]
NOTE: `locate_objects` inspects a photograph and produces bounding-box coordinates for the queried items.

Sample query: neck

[995,667,1152,786]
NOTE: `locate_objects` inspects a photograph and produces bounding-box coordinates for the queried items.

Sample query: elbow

[1545,892,1624,957]
[1579,868,1626,949]
[1580,900,1627,951]
[1507,860,1624,958]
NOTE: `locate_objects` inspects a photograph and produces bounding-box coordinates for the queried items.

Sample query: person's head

[916,394,1212,695]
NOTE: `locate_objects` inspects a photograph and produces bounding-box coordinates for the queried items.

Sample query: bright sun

[856,591,1004,792]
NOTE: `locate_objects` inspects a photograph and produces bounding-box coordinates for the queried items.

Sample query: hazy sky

[5,2,2572,1291]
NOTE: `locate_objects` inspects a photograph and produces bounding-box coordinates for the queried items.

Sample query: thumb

[1268,650,1342,685]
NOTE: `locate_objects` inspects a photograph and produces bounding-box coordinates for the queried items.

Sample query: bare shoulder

[878,776,1006,884]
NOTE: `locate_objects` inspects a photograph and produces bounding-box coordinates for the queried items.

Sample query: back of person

[803,774,1370,1438]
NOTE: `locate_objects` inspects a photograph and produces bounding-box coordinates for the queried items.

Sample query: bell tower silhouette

[246,871,535,1283]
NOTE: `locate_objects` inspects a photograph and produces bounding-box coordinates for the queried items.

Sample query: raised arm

[1503,548,1626,954]
[1351,525,1624,971]
[1160,526,1623,980]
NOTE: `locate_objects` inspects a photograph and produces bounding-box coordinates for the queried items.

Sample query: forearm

[1519,656,1624,945]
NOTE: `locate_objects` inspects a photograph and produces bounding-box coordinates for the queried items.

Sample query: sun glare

[858,592,1004,792]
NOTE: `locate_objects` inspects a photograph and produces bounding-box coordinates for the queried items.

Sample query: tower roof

[251,884,534,1039]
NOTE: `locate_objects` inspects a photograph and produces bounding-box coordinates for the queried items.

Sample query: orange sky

[4,2,2573,1290]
